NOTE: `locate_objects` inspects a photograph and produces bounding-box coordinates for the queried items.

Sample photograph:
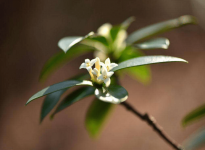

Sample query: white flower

[92,57,102,83]
[92,68,99,77]
[101,58,118,71]
[79,58,96,70]
[97,23,112,38]
[98,66,114,87]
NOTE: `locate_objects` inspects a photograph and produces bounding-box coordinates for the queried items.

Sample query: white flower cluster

[80,57,118,87]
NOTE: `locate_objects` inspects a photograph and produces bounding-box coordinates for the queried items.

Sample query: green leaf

[26,80,93,105]
[127,66,151,85]
[85,98,114,138]
[182,104,205,127]
[95,84,128,104]
[58,32,94,53]
[40,74,89,123]
[110,26,122,42]
[126,15,197,44]
[183,127,205,150]
[119,46,151,84]
[39,44,94,81]
[134,38,170,50]
[111,55,188,72]
[85,36,109,47]
[121,16,135,29]
[51,87,95,118]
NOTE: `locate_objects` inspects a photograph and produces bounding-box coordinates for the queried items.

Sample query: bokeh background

[1,0,205,149]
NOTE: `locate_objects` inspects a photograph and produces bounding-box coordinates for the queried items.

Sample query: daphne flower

[92,68,99,77]
[79,58,96,70]
[91,68,99,81]
[91,57,102,83]
[92,58,104,84]
[101,58,118,71]
[98,66,114,87]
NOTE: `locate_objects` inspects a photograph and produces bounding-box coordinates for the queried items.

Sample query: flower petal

[104,78,111,87]
[90,58,97,66]
[79,63,86,69]
[92,68,98,76]
[107,71,114,78]
[97,75,104,81]
[110,63,118,70]
[101,66,108,76]
[105,58,110,65]
[87,66,92,71]
[100,62,105,67]
[85,59,90,63]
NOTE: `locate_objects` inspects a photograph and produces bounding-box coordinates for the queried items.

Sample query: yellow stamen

[88,68,94,80]
[95,57,101,77]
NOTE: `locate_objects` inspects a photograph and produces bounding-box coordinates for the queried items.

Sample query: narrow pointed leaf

[183,127,205,150]
[119,46,151,84]
[111,56,188,72]
[85,98,114,138]
[26,80,93,105]
[58,32,94,53]
[40,74,89,123]
[95,84,128,104]
[51,87,95,118]
[182,104,205,127]
[121,16,135,29]
[126,15,197,44]
[134,38,170,50]
[84,36,109,47]
[39,44,94,81]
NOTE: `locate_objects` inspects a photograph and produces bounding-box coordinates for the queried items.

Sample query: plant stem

[121,101,183,150]
[113,72,182,149]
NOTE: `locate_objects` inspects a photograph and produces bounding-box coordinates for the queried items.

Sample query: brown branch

[121,101,183,150]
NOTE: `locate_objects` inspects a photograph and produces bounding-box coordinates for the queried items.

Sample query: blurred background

[0,0,205,149]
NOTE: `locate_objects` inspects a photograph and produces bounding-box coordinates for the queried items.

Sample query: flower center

[106,66,110,71]
[86,62,90,67]
[103,75,107,79]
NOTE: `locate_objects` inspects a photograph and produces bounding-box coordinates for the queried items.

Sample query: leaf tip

[39,119,43,124]
[181,120,187,128]
[50,114,55,120]
[184,60,189,63]
[25,101,29,106]
[179,15,198,25]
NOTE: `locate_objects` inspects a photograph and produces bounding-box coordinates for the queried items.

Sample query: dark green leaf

[182,104,205,127]
[111,56,188,72]
[40,74,89,123]
[39,44,94,81]
[26,80,93,105]
[134,38,170,50]
[121,16,135,29]
[183,127,205,150]
[95,84,128,104]
[85,98,114,138]
[110,26,122,42]
[51,87,95,118]
[119,46,151,84]
[58,32,94,53]
[85,36,109,47]
[126,15,197,44]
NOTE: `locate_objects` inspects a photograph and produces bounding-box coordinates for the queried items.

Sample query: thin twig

[121,101,183,150]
